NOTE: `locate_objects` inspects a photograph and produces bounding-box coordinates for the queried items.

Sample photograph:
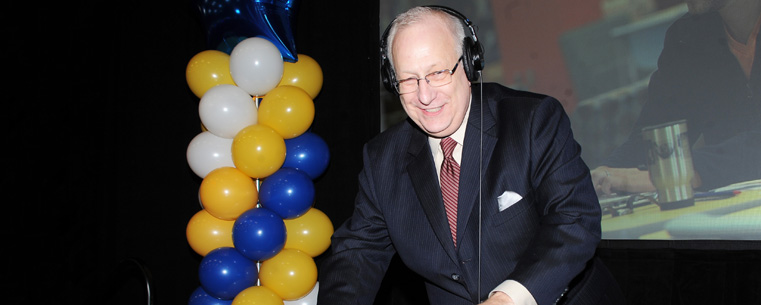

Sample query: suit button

[451,273,461,281]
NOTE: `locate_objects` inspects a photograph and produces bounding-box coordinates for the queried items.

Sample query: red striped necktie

[440,137,460,247]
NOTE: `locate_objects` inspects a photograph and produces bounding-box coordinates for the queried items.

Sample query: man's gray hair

[385,6,466,75]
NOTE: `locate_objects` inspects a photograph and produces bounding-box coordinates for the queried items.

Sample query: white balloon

[199,84,258,138]
[230,37,285,96]
[284,281,318,305]
[186,131,235,178]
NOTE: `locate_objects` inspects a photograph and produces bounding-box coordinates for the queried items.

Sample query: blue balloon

[283,131,330,179]
[198,247,258,300]
[232,207,287,261]
[259,168,315,219]
[195,0,300,62]
[188,286,233,305]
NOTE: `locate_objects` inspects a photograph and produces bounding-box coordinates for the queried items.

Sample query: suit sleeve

[316,144,397,305]
[509,98,602,305]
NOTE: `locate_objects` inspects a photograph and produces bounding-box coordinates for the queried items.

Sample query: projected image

[572,0,761,240]
[381,0,761,241]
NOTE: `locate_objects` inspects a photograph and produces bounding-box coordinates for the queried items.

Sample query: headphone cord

[477,71,483,303]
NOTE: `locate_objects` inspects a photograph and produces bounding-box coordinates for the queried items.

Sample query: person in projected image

[592,0,761,195]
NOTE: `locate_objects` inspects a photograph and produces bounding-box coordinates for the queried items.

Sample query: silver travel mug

[642,120,695,211]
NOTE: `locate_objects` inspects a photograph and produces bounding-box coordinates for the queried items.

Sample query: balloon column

[185,5,332,304]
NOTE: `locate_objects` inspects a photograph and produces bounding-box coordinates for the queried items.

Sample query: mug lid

[641,119,688,132]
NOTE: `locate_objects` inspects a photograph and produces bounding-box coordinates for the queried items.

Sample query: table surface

[601,180,761,239]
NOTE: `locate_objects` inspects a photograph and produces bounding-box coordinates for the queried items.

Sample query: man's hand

[478,291,515,305]
[591,166,656,195]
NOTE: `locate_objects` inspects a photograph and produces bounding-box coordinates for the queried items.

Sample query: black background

[3,1,760,304]
[4,1,379,303]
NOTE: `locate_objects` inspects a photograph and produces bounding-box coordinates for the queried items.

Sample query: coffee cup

[642,120,695,211]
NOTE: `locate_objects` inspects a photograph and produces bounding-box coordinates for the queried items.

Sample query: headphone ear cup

[462,36,484,81]
[470,38,485,76]
[381,54,397,93]
[380,23,398,94]
[461,37,475,81]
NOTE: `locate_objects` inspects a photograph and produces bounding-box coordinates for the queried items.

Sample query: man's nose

[416,79,434,105]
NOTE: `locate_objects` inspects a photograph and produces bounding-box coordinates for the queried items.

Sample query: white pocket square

[497,191,523,212]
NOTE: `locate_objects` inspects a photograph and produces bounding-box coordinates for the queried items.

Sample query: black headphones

[380,5,485,94]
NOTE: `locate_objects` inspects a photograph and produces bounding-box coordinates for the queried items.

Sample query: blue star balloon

[195,0,300,62]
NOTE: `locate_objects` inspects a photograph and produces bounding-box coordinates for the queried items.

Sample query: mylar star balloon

[195,0,300,62]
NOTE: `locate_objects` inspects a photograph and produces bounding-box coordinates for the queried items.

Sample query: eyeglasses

[394,56,463,94]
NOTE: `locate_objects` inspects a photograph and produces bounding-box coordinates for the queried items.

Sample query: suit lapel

[406,125,459,263]
[457,88,497,256]
[405,86,499,265]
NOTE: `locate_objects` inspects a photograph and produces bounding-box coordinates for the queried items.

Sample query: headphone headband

[424,5,478,42]
[380,5,484,94]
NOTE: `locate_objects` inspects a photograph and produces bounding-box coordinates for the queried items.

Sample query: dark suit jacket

[318,83,623,305]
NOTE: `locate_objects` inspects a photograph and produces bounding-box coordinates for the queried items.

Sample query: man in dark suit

[317,6,623,305]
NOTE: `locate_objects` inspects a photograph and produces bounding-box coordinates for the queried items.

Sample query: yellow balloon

[186,209,235,256]
[199,167,258,220]
[232,286,284,305]
[278,54,323,99]
[283,208,334,257]
[258,86,315,139]
[186,50,236,98]
[259,249,317,300]
[232,124,286,178]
